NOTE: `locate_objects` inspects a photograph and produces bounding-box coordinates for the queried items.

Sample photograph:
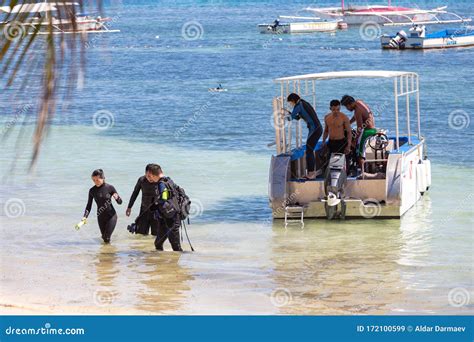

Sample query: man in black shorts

[322,100,352,164]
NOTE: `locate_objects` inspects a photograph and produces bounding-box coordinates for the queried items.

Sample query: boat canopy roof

[275,70,417,82]
[0,2,79,14]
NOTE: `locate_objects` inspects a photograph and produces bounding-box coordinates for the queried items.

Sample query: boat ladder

[284,205,306,228]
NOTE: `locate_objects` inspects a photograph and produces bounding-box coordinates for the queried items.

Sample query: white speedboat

[258,16,340,34]
[382,25,474,49]
[0,2,120,35]
[305,0,471,26]
[268,70,431,221]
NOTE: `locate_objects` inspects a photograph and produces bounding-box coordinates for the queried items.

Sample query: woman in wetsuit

[82,169,122,243]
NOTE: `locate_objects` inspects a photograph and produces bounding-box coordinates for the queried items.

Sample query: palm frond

[1,0,103,170]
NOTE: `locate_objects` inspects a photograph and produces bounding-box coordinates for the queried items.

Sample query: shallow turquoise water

[0,0,473,314]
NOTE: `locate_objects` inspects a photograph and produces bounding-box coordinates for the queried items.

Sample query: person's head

[145,163,163,183]
[91,169,105,187]
[287,93,300,107]
[330,99,341,113]
[341,95,356,111]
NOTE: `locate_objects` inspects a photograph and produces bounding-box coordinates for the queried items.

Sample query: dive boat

[268,71,431,221]
[381,25,474,49]
[0,2,120,35]
[305,0,471,26]
[258,16,340,34]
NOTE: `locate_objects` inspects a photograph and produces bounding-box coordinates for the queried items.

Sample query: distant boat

[0,2,120,35]
[381,25,474,49]
[305,0,471,26]
[209,84,227,92]
[258,16,340,34]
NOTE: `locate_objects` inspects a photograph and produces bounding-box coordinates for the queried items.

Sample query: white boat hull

[269,139,429,219]
[381,34,474,49]
[258,21,338,34]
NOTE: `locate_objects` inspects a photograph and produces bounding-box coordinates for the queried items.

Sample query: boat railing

[382,11,472,27]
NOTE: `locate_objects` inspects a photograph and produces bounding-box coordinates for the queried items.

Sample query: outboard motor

[389,30,408,49]
[324,153,347,220]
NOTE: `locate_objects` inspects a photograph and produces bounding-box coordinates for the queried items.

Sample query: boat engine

[324,153,347,220]
[389,30,408,49]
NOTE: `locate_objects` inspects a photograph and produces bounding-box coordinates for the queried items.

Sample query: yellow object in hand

[75,219,87,230]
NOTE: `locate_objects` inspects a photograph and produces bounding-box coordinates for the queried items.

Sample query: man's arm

[127,178,142,209]
[322,115,329,144]
[350,115,356,124]
[344,116,352,153]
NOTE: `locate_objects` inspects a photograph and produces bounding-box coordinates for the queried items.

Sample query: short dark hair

[341,95,355,106]
[330,99,340,107]
[146,164,162,176]
[91,169,104,178]
[287,93,300,103]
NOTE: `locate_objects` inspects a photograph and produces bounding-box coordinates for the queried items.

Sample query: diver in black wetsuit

[126,164,162,236]
[82,169,122,243]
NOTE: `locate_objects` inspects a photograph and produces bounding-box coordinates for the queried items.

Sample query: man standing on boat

[287,93,323,180]
[341,95,376,169]
[322,99,352,156]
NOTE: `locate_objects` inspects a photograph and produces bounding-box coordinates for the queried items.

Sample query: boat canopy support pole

[394,77,399,151]
[416,75,421,139]
[405,75,411,145]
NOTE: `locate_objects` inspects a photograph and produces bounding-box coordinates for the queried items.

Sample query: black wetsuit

[153,178,182,252]
[84,183,122,243]
[127,176,161,236]
[290,99,323,173]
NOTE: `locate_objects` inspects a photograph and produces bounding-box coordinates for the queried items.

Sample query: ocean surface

[0,0,473,314]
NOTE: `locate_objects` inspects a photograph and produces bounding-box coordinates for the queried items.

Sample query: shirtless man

[322,100,351,157]
[340,95,376,168]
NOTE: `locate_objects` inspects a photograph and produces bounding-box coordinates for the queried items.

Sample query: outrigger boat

[305,0,471,26]
[268,71,431,222]
[258,16,340,34]
[381,25,474,49]
[0,2,120,35]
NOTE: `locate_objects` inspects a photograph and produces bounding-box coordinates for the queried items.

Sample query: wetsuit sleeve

[290,103,301,120]
[110,185,122,205]
[127,178,141,209]
[83,189,93,218]
[158,182,169,200]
